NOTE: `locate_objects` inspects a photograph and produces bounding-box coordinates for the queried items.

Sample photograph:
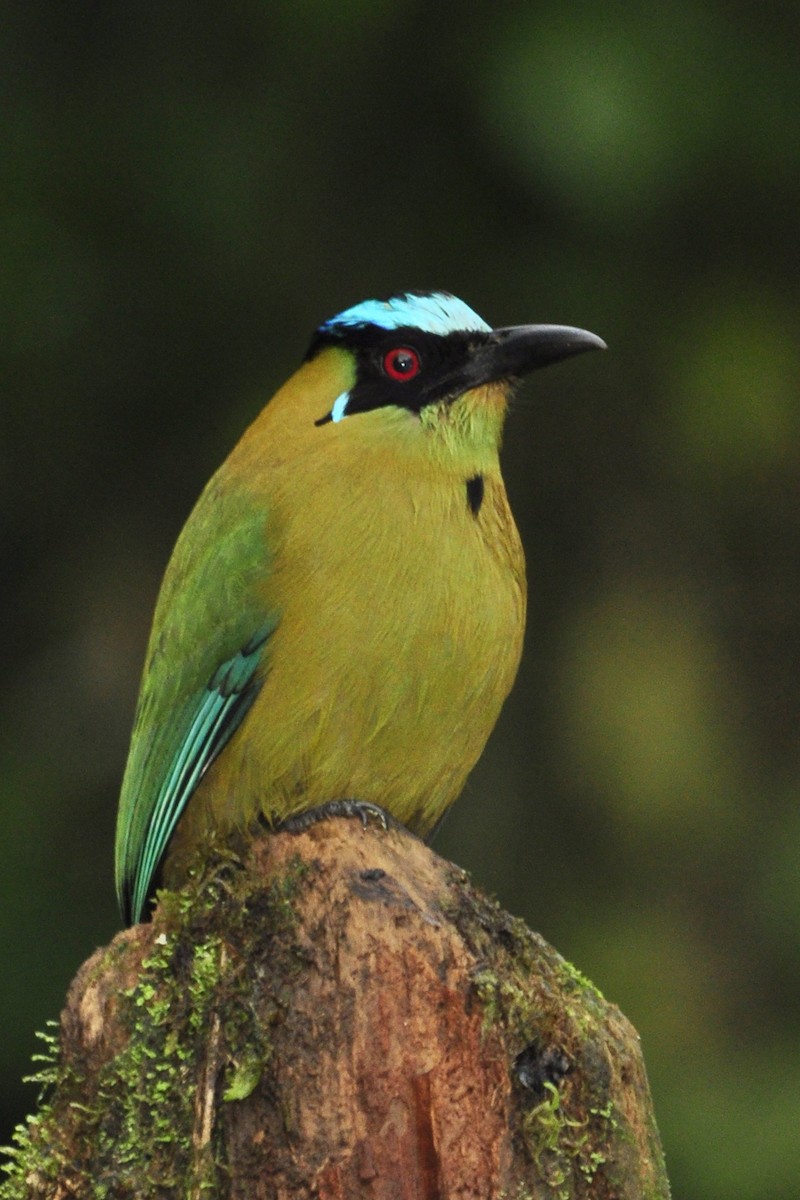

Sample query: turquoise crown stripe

[320,291,491,337]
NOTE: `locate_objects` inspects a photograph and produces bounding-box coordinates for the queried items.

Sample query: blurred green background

[2,3,799,1196]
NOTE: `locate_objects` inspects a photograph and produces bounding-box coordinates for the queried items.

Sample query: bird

[115,290,605,925]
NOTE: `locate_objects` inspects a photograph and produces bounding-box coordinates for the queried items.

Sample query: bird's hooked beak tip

[576,330,607,354]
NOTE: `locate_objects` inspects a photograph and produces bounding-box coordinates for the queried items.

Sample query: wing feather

[115,473,279,924]
[125,628,271,923]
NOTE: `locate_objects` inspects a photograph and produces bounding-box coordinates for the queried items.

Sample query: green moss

[519,1082,618,1199]
[94,929,219,1193]
[523,1080,585,1196]
[557,958,606,1005]
[222,1056,265,1103]
[473,967,539,1038]
[1,851,313,1199]
[0,1025,63,1198]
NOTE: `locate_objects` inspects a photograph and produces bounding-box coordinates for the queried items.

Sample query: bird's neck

[419,383,509,474]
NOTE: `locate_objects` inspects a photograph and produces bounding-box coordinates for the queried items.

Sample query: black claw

[277,799,395,835]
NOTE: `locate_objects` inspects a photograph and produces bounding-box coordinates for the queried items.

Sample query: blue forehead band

[320,291,492,338]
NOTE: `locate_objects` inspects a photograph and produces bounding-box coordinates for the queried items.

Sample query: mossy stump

[3,819,670,1199]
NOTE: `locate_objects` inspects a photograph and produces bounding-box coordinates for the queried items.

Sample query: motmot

[115,291,604,925]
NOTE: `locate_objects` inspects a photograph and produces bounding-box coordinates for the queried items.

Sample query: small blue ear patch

[331,391,349,423]
[314,389,351,427]
[321,291,491,338]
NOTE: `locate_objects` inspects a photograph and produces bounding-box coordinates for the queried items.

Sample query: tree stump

[2,819,670,1199]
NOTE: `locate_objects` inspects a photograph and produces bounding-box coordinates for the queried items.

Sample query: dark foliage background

[2,5,799,1197]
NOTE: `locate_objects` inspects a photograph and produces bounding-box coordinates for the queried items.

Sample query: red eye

[383,346,421,381]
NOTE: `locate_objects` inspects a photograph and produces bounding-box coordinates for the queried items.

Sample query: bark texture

[3,819,670,1199]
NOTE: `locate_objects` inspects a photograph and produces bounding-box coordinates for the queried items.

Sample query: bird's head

[256,291,604,474]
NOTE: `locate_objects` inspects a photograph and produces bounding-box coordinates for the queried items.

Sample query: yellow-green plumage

[115,292,603,924]
[174,352,523,855]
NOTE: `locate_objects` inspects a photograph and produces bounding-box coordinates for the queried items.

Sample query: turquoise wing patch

[120,624,272,925]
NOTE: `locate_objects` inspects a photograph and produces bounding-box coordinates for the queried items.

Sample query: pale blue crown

[321,291,492,338]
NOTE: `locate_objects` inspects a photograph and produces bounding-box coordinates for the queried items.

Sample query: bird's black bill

[493,324,606,372]
[465,324,606,390]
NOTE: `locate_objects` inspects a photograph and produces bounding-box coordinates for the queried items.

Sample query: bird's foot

[278,799,395,834]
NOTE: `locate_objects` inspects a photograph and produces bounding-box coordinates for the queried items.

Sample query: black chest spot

[466,474,484,516]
